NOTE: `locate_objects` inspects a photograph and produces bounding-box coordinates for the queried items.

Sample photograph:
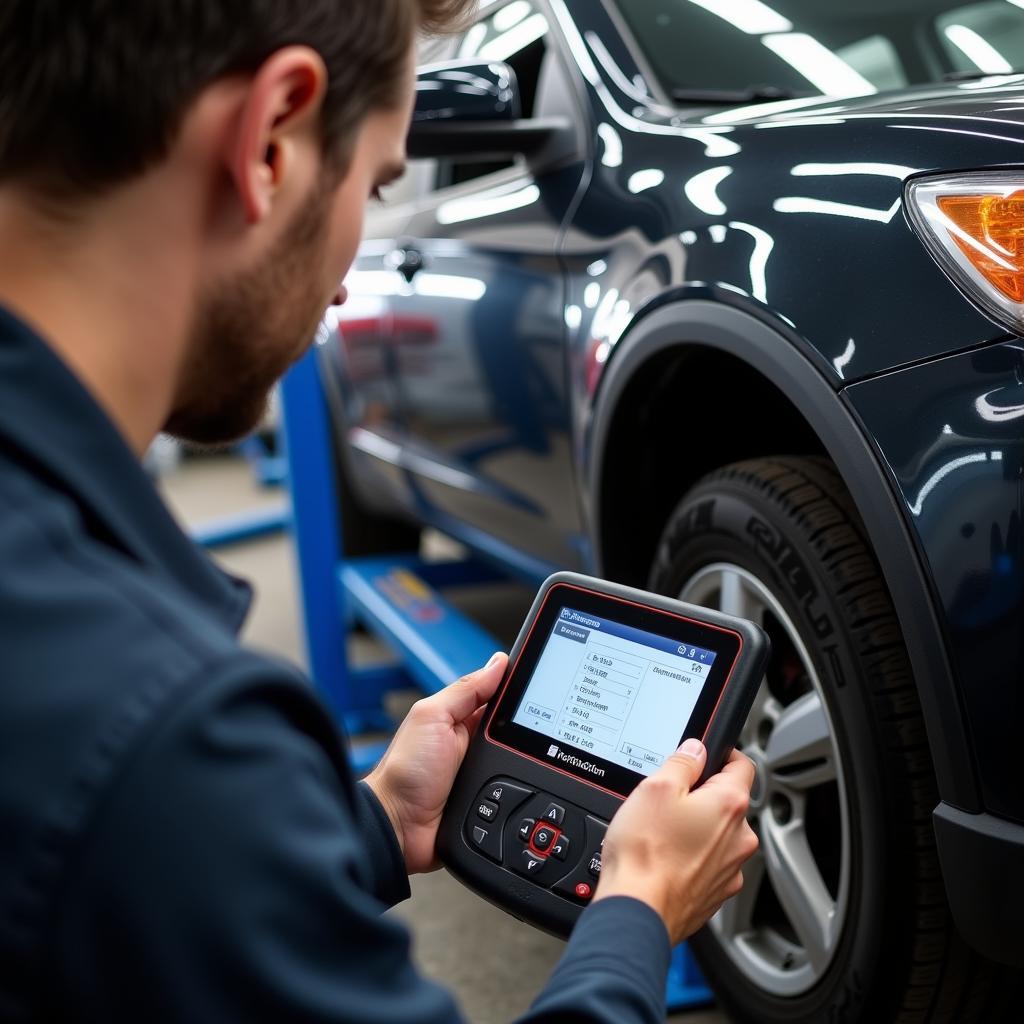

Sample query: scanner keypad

[464,779,533,863]
[463,777,610,903]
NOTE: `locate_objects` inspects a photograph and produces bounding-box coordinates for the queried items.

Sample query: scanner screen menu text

[512,606,719,776]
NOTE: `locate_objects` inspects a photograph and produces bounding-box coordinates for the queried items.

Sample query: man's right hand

[593,739,758,945]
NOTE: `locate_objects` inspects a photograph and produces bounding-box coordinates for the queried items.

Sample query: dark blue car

[319,1,1024,1019]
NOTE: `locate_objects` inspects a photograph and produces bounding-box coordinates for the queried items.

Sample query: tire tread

[649,455,1020,1023]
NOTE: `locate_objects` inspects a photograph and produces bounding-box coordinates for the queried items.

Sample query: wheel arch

[586,299,979,811]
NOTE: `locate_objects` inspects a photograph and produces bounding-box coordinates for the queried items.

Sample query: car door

[326,32,452,510]
[384,1,590,573]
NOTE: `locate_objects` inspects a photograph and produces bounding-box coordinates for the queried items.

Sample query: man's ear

[230,46,328,225]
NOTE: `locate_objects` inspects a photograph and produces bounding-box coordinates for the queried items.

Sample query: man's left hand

[364,652,507,874]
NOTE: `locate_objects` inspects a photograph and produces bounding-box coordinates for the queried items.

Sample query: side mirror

[412,60,520,123]
[407,58,572,165]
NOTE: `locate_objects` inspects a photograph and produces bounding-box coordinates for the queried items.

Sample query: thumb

[657,738,707,794]
[434,651,507,723]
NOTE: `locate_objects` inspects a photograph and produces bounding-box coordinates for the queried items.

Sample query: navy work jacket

[0,307,671,1022]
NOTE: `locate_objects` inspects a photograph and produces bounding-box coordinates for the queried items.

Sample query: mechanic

[0,2,758,1022]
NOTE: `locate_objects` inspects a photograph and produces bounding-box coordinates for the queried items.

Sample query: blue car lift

[278,346,713,1012]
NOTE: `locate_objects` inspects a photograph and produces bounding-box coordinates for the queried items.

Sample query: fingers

[703,749,756,793]
[427,652,507,724]
[655,738,707,794]
[466,703,488,740]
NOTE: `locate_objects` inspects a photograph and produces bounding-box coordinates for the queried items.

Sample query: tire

[647,456,1020,1023]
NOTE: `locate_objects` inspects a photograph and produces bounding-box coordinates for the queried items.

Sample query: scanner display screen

[511,607,719,778]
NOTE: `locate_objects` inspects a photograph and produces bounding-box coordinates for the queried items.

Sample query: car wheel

[648,456,1019,1022]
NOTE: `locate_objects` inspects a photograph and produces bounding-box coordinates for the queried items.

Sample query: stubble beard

[164,179,333,446]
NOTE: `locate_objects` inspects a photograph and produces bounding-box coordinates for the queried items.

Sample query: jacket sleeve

[514,897,672,1024]
[352,781,411,908]
[45,654,673,1024]
[44,656,462,1024]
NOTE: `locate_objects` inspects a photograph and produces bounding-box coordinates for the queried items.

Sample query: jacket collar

[0,305,252,633]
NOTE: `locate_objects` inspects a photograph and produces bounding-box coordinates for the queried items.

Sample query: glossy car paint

[847,343,1024,819]
[325,0,1024,841]
[391,156,586,571]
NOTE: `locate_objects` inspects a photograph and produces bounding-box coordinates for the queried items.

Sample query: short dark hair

[0,0,473,199]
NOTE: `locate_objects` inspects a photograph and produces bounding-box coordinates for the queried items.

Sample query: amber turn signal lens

[937,191,1024,302]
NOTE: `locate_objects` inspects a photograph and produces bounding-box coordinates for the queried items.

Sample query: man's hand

[595,739,759,945]
[364,652,507,874]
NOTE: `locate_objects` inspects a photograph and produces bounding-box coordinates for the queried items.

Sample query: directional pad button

[520,850,547,876]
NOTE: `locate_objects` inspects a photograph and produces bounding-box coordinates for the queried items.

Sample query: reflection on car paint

[848,343,1024,816]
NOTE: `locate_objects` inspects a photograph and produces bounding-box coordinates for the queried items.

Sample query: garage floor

[160,452,726,1024]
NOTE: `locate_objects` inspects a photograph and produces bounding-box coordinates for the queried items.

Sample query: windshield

[612,0,1024,101]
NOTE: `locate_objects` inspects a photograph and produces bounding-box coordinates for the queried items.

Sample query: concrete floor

[160,451,726,1024]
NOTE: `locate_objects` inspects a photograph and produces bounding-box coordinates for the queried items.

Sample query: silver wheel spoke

[761,814,838,972]
[713,847,765,939]
[738,683,779,750]
[718,569,762,622]
[679,562,850,996]
[764,691,835,790]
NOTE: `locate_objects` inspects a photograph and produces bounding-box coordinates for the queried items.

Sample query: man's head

[0,0,472,444]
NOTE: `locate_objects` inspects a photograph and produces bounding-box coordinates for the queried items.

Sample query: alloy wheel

[680,563,851,997]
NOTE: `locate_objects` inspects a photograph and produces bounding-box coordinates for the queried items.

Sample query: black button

[532,825,556,852]
[541,802,565,825]
[464,818,502,862]
[517,817,536,841]
[476,800,499,822]
[521,850,546,875]
[550,834,570,860]
[588,853,602,877]
[585,814,609,849]
[477,779,534,816]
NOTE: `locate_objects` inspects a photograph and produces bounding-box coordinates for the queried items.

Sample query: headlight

[906,171,1024,336]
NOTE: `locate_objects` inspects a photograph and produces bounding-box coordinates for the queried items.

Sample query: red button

[575,882,592,899]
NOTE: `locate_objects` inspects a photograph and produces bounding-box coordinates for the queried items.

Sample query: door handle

[388,246,425,283]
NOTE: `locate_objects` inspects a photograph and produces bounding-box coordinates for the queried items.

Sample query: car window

[612,0,1024,103]
[436,0,551,189]
[936,2,1024,74]
[834,34,908,91]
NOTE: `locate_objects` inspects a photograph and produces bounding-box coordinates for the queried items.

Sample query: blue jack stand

[192,502,290,550]
[279,345,713,1013]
